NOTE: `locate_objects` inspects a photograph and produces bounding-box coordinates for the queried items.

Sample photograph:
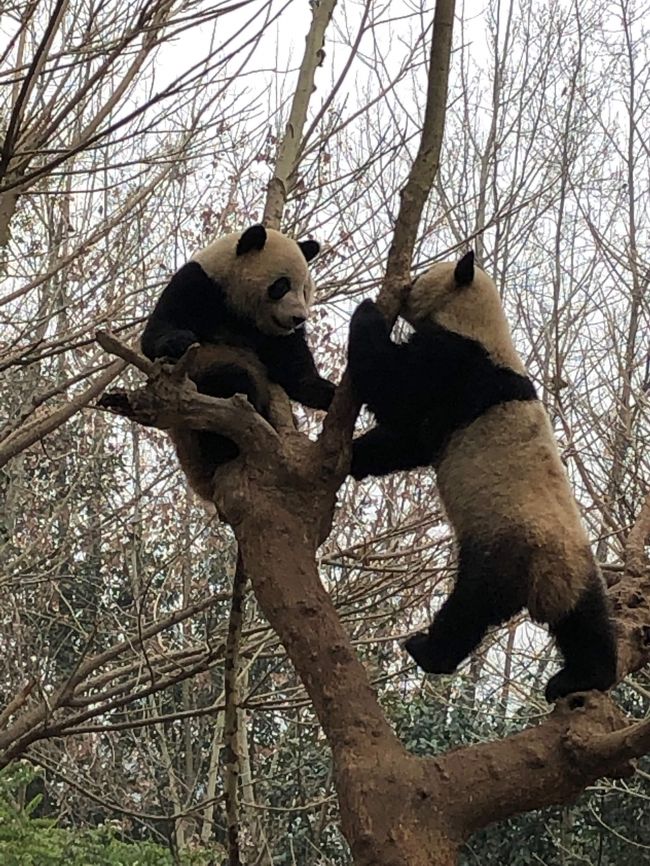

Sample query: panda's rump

[438,400,593,622]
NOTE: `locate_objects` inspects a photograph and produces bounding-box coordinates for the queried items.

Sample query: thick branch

[95,332,278,454]
[379,0,456,320]
[320,0,457,456]
[608,565,650,680]
[436,693,640,837]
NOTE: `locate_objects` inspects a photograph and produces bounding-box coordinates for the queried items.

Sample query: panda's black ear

[454,250,475,287]
[298,239,320,262]
[237,224,267,256]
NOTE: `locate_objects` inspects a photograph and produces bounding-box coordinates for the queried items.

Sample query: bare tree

[2,0,650,863]
[94,3,650,865]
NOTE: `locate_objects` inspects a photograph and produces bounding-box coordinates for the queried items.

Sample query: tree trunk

[232,497,458,866]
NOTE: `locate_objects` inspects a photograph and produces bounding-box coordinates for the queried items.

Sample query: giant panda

[347,251,618,702]
[141,224,335,501]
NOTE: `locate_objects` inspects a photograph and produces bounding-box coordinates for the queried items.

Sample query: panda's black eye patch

[268,277,291,300]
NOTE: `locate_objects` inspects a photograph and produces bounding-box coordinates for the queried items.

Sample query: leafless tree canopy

[1,1,649,864]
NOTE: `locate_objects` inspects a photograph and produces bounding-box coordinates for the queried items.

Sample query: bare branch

[0,359,126,467]
[378,0,456,318]
[263,0,337,228]
[436,693,638,837]
[320,0,457,456]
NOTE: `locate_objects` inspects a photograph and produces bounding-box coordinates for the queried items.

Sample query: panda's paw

[544,666,616,703]
[350,298,381,324]
[154,330,198,361]
[348,301,391,376]
[310,377,336,410]
[404,632,460,675]
[349,299,387,341]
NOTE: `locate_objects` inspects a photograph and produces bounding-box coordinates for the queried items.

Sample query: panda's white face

[261,273,312,336]
[192,226,319,337]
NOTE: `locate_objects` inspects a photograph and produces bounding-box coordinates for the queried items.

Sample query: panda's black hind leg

[545,577,617,703]
[404,586,517,675]
[194,362,271,472]
[405,539,527,674]
[194,362,270,417]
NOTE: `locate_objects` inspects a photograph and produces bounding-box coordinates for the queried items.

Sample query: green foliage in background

[0,765,220,866]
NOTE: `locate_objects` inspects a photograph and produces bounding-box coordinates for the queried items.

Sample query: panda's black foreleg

[405,539,527,674]
[259,330,335,410]
[141,262,229,360]
[347,300,423,426]
[351,426,433,479]
[292,375,336,411]
[545,577,618,702]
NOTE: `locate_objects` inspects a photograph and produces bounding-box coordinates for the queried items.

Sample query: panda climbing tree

[139,223,334,501]
[347,252,618,703]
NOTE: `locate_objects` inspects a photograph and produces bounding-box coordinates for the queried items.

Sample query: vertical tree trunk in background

[222,555,248,866]
[199,696,226,845]
[262,0,338,230]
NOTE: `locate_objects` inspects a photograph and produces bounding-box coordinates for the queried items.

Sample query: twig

[95,329,153,374]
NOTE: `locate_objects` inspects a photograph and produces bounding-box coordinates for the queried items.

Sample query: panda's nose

[292,315,306,328]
